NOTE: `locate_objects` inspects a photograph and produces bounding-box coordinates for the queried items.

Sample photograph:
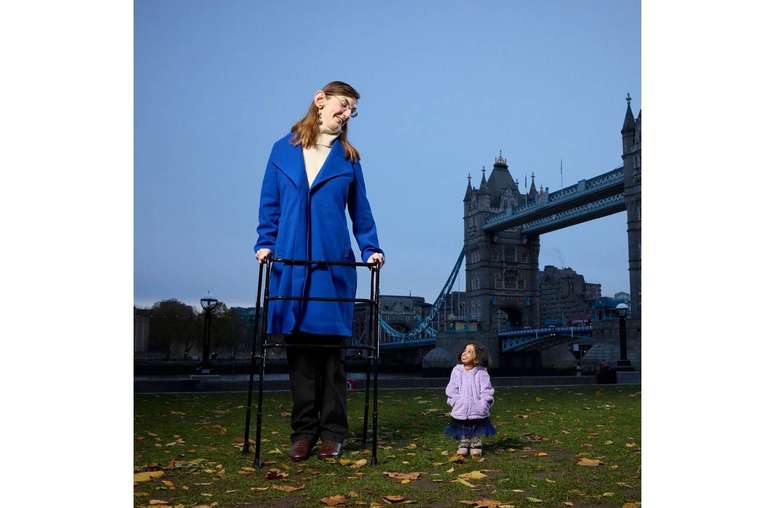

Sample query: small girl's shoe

[456,438,470,456]
[470,437,483,457]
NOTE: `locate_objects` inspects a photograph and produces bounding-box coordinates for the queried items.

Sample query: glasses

[327,94,358,118]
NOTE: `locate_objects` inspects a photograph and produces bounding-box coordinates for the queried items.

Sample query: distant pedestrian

[596,360,617,384]
[444,342,496,456]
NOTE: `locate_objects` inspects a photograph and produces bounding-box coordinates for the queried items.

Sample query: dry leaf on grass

[576,457,603,466]
[460,498,502,507]
[149,501,169,505]
[272,484,304,493]
[350,459,368,468]
[622,503,641,508]
[250,486,269,492]
[526,497,543,503]
[134,471,165,483]
[321,495,348,506]
[265,468,289,480]
[458,470,487,481]
[562,503,574,507]
[383,471,421,482]
[455,478,477,488]
[382,495,407,504]
[449,454,466,463]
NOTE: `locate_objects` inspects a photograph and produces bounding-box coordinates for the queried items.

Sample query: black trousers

[285,333,348,443]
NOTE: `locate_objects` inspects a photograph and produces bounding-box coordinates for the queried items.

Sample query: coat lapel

[310,139,352,193]
[272,134,305,189]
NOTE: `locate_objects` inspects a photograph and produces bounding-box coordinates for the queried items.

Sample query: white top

[302,131,339,187]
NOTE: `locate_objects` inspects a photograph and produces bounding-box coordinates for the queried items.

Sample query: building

[538,265,601,325]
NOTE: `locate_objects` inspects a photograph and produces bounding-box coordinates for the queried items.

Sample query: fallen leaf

[272,484,304,492]
[449,455,466,463]
[622,503,641,508]
[321,495,348,506]
[605,440,614,445]
[134,471,165,483]
[265,468,289,480]
[149,501,169,506]
[616,482,634,488]
[382,495,406,504]
[339,458,352,466]
[455,478,477,488]
[536,452,549,457]
[350,459,368,468]
[383,471,421,482]
[545,478,556,483]
[562,503,574,507]
[250,486,269,492]
[576,458,603,467]
[458,470,487,481]
[526,497,543,503]
[626,442,638,448]
[161,480,175,489]
[602,492,615,497]
[511,489,525,493]
[460,499,501,507]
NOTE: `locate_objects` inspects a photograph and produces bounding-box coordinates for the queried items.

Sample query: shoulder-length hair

[457,342,490,368]
[290,80,361,162]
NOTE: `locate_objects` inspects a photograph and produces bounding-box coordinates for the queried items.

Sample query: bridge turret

[464,173,473,202]
[621,93,636,154]
[528,172,538,202]
[478,166,491,209]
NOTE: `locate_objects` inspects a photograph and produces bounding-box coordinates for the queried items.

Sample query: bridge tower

[463,154,543,333]
[621,95,642,319]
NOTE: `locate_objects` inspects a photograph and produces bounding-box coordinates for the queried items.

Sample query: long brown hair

[290,81,361,162]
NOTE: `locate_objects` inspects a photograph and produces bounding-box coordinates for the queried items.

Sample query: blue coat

[254,133,383,337]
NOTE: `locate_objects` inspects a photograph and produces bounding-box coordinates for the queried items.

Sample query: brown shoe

[288,438,313,462]
[317,440,342,459]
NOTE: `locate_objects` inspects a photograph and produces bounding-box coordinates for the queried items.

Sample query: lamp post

[615,303,633,370]
[199,297,219,374]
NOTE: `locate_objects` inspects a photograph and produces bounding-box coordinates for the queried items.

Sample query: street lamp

[199,297,219,374]
[615,303,633,370]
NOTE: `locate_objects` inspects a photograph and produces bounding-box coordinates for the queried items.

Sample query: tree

[148,299,198,359]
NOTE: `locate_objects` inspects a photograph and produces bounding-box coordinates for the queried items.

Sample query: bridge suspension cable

[379,247,465,341]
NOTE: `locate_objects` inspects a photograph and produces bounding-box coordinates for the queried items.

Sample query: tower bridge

[371,97,641,372]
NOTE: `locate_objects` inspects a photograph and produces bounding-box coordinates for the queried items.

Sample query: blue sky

[134,0,641,308]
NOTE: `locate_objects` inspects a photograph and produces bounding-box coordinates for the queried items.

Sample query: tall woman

[254,81,384,461]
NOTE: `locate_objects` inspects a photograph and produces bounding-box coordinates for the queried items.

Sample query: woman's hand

[255,248,273,263]
[367,252,385,269]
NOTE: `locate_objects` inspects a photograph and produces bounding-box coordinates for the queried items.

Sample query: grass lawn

[134,385,640,507]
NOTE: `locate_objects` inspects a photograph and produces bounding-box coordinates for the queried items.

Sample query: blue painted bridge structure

[377,164,624,353]
[499,326,593,353]
[373,97,641,362]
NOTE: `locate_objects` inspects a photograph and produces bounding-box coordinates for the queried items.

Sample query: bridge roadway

[377,325,593,353]
[482,166,625,234]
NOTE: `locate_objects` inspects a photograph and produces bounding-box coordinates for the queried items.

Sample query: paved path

[135,371,640,394]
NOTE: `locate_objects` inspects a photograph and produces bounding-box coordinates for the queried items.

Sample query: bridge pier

[422,331,501,376]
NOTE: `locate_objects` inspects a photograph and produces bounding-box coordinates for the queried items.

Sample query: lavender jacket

[445,364,495,420]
